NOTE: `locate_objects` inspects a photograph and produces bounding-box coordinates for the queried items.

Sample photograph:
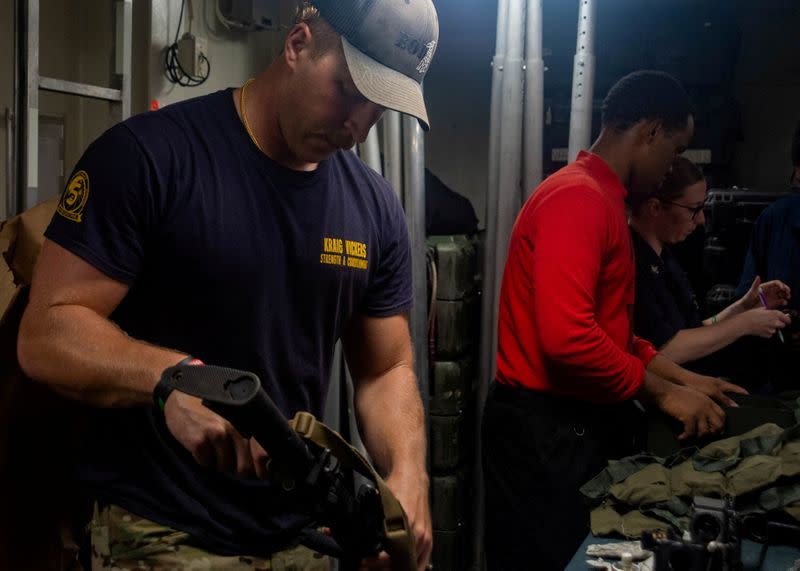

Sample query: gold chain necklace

[239,78,266,154]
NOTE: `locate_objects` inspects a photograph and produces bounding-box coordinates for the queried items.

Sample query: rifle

[158,363,417,570]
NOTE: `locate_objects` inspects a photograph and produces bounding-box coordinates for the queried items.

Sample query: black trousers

[481,382,642,571]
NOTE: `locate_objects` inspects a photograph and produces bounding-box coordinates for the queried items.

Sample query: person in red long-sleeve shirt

[481,71,747,571]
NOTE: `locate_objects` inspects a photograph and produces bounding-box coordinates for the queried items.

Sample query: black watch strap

[154,356,203,411]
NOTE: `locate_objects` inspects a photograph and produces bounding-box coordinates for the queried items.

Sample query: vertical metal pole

[478,0,509,425]
[567,0,596,162]
[359,126,382,176]
[8,0,20,217]
[486,0,510,216]
[402,114,429,419]
[116,0,134,120]
[19,0,39,212]
[523,0,544,199]
[382,111,402,198]
[475,0,518,568]
[492,0,525,376]
[5,109,14,219]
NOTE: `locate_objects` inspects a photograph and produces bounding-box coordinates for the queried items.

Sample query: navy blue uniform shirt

[631,229,703,350]
[45,88,412,555]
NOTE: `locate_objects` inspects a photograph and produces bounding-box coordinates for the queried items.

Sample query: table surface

[564,534,800,570]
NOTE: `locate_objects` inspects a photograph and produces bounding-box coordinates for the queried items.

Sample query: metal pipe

[492,0,525,379]
[478,0,509,427]
[38,77,123,102]
[359,125,382,176]
[9,0,20,217]
[475,0,517,568]
[523,0,544,199]
[402,114,429,420]
[382,110,402,198]
[117,0,133,120]
[567,0,597,162]
[19,0,39,212]
[5,109,14,219]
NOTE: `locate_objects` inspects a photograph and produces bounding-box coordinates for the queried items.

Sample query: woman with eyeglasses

[629,156,791,371]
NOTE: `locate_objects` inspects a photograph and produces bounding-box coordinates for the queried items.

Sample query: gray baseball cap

[311,0,439,130]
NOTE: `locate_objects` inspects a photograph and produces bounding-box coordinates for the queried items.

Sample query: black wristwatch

[153,356,203,411]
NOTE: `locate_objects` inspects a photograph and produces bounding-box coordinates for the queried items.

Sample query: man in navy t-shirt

[17,1,438,569]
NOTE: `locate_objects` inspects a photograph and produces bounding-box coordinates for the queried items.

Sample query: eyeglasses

[659,199,707,220]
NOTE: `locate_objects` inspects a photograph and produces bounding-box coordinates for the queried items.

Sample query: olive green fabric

[589,501,671,539]
[609,464,672,505]
[580,455,662,501]
[584,423,800,538]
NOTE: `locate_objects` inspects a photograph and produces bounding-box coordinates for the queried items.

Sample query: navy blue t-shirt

[45,89,412,555]
[631,229,703,349]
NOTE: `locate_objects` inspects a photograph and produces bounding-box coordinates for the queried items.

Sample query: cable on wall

[164,0,211,87]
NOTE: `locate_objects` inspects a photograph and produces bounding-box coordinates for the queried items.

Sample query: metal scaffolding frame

[14,0,133,216]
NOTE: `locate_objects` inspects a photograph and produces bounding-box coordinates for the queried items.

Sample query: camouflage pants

[89,503,330,571]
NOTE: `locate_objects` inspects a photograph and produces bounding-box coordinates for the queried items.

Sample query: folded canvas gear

[584,423,800,538]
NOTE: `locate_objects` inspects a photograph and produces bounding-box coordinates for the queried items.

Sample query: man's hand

[359,470,432,571]
[679,371,748,408]
[250,439,271,479]
[387,470,432,571]
[640,372,726,441]
[164,391,256,476]
[657,383,726,441]
[646,354,747,407]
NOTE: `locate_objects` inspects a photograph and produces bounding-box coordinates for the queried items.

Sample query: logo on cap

[416,40,437,74]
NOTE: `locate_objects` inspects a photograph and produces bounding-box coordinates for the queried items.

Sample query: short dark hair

[294,3,340,59]
[630,156,704,214]
[792,120,800,168]
[601,70,693,133]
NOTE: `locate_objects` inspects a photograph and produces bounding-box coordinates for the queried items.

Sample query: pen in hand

[758,290,786,343]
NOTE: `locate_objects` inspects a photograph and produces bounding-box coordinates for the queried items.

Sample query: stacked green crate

[426,235,480,571]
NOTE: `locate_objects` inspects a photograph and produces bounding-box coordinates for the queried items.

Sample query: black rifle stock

[158,363,414,570]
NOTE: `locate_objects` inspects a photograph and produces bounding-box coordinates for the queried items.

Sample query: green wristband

[153,356,203,411]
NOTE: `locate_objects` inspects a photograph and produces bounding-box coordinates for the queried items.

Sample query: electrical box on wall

[177,33,208,77]
[217,0,297,31]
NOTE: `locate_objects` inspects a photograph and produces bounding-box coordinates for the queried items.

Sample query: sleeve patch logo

[320,237,369,270]
[57,170,90,222]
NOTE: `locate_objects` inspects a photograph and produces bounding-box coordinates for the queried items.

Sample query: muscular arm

[343,312,431,570]
[17,240,186,407]
[17,239,258,475]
